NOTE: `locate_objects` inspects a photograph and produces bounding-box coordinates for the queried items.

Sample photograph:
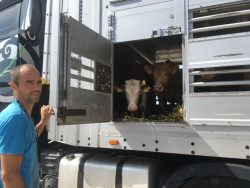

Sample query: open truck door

[57,16,112,125]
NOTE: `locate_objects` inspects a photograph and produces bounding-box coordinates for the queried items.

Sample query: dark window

[0,0,21,11]
[0,3,21,35]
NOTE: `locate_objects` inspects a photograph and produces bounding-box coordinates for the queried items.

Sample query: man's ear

[9,81,17,90]
[144,64,153,74]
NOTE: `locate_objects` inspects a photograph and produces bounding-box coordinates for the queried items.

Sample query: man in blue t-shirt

[0,64,54,188]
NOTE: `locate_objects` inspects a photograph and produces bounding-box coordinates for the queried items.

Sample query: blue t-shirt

[0,101,39,188]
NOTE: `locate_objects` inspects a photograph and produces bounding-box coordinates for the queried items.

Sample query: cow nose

[154,86,164,92]
[128,104,138,112]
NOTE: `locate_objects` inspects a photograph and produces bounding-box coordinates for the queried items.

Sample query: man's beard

[29,91,41,103]
[19,91,41,105]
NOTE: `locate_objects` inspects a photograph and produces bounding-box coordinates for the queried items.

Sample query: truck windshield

[0,3,21,36]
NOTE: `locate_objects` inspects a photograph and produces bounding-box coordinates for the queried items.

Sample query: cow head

[144,60,177,93]
[125,79,141,112]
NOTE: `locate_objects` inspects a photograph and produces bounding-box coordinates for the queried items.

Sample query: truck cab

[0,0,47,110]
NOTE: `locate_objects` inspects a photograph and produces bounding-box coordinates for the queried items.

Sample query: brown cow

[144,60,182,113]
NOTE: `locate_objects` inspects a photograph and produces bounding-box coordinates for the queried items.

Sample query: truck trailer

[1,0,250,187]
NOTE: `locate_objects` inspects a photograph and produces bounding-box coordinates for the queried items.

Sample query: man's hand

[36,105,54,136]
[40,105,54,125]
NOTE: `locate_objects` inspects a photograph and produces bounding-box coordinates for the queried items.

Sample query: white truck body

[44,0,250,160]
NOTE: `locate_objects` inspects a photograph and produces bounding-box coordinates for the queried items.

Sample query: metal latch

[58,107,87,119]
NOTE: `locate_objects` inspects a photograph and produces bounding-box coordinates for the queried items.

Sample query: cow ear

[144,64,152,74]
[170,65,177,74]
[114,86,124,93]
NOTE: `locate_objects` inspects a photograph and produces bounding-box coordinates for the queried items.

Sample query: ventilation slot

[189,3,250,39]
[189,65,250,93]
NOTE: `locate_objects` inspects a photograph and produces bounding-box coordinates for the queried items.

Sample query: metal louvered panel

[189,2,250,39]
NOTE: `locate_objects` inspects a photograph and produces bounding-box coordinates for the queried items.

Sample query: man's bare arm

[0,154,25,188]
[36,105,54,137]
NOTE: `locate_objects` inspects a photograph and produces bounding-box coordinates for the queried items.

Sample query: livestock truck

[1,0,250,187]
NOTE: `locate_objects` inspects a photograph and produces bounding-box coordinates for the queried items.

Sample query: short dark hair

[10,64,39,85]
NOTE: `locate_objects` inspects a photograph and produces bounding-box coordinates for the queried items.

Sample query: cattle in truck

[144,60,182,114]
[124,79,150,119]
[113,57,156,120]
